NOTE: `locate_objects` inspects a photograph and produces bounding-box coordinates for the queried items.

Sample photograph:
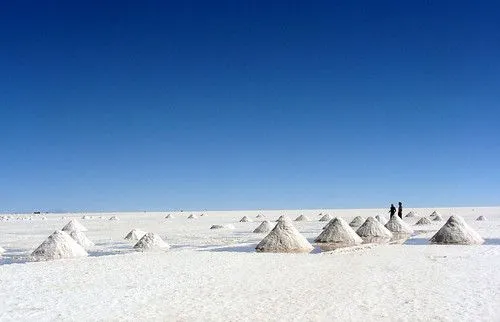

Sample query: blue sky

[1,1,499,212]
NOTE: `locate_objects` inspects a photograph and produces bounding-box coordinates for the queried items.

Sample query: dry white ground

[1,206,499,321]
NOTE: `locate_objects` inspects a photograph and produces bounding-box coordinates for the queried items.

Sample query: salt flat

[1,207,499,321]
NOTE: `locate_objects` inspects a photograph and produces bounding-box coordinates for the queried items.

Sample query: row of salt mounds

[385,215,414,234]
[210,224,235,230]
[62,219,88,232]
[275,215,291,222]
[315,217,362,246]
[188,214,198,219]
[476,216,486,221]
[240,216,252,222]
[375,215,388,225]
[133,233,170,251]
[319,213,332,222]
[253,221,273,233]
[430,216,484,245]
[415,217,432,226]
[405,211,416,218]
[31,230,88,261]
[349,216,365,227]
[69,230,94,248]
[256,220,313,253]
[356,217,393,239]
[125,229,147,241]
[295,214,310,221]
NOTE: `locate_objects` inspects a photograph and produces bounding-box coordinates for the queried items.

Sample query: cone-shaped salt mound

[133,233,170,251]
[69,230,94,248]
[415,217,432,225]
[432,214,443,221]
[375,215,388,225]
[187,214,198,219]
[256,220,313,253]
[256,214,265,219]
[210,224,235,230]
[405,211,416,218]
[476,216,486,221]
[319,214,332,222]
[315,217,363,245]
[430,211,439,217]
[240,216,252,222]
[109,216,119,221]
[349,216,365,227]
[165,214,174,219]
[385,215,414,234]
[356,217,393,239]
[124,229,147,241]
[31,230,88,261]
[430,216,484,245]
[62,219,88,232]
[253,221,273,233]
[275,215,291,222]
[295,214,310,221]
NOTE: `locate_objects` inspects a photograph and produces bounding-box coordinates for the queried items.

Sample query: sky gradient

[1,1,499,212]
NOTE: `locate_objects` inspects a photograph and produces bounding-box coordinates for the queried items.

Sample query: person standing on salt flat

[397,202,403,219]
[389,204,396,219]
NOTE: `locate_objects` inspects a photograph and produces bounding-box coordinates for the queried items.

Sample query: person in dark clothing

[398,202,403,219]
[389,204,396,218]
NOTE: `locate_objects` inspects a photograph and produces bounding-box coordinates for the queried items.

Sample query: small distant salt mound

[405,211,416,218]
[200,213,205,217]
[255,220,313,253]
[124,229,147,241]
[476,216,486,221]
[430,211,440,217]
[256,214,265,219]
[109,216,119,221]
[275,215,291,222]
[349,216,365,227]
[295,214,310,221]
[356,217,393,239]
[415,217,432,225]
[69,230,94,249]
[319,214,332,222]
[210,224,235,230]
[187,214,198,219]
[165,214,174,219]
[315,217,363,245]
[430,216,484,245]
[432,214,443,221]
[240,216,252,222]
[31,230,88,261]
[62,219,88,232]
[82,215,91,220]
[385,215,414,234]
[253,221,273,233]
[133,233,170,251]
[41,216,47,220]
[375,215,388,225]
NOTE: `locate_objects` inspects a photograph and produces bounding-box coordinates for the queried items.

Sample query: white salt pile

[256,214,265,219]
[476,216,486,221]
[432,214,443,221]
[405,211,416,218]
[349,216,365,227]
[415,217,432,225]
[356,217,393,239]
[69,230,94,249]
[375,215,388,225]
[124,229,147,241]
[430,211,440,217]
[385,215,414,234]
[187,214,198,219]
[315,217,363,245]
[210,224,235,230]
[275,215,291,222]
[295,214,310,221]
[253,221,273,233]
[62,219,88,232]
[319,214,332,222]
[240,216,252,222]
[165,214,174,219]
[133,233,170,251]
[31,230,88,261]
[82,215,92,220]
[256,220,313,253]
[109,216,119,221]
[430,216,484,245]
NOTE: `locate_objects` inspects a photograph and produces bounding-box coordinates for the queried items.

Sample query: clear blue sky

[1,1,499,212]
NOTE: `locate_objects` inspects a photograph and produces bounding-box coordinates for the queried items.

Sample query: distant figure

[398,202,403,219]
[389,204,396,218]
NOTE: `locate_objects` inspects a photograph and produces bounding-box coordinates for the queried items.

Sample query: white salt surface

[0,207,499,321]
